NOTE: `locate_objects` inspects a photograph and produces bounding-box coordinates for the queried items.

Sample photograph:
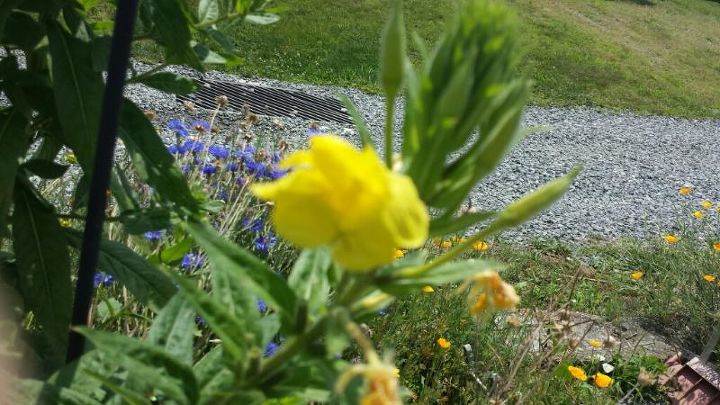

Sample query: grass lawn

[197,0,720,117]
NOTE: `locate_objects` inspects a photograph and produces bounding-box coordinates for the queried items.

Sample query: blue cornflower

[235,145,256,162]
[181,253,204,271]
[271,152,282,163]
[225,161,239,173]
[254,234,277,255]
[195,316,208,327]
[268,168,288,180]
[144,230,163,241]
[236,176,247,186]
[168,119,189,137]
[257,298,267,313]
[208,144,229,160]
[201,164,217,175]
[93,273,114,288]
[191,119,210,133]
[245,161,267,177]
[181,163,193,175]
[251,219,264,233]
[167,143,187,155]
[182,139,205,153]
[306,127,322,136]
[264,342,279,357]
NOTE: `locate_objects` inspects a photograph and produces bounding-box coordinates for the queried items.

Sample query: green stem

[384,96,396,168]
[194,12,242,30]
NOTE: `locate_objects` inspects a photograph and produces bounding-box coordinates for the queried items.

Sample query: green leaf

[85,371,147,405]
[147,293,195,365]
[194,345,226,388]
[148,0,203,70]
[21,159,69,179]
[47,350,116,399]
[3,11,44,49]
[378,259,502,295]
[90,35,112,72]
[95,297,122,323]
[339,95,375,150]
[46,21,104,171]
[193,42,240,65]
[429,210,496,237]
[198,0,220,24]
[65,230,177,309]
[159,237,193,263]
[245,13,280,25]
[0,110,30,232]
[12,181,71,367]
[119,207,172,235]
[77,327,199,404]
[379,0,405,101]
[287,249,331,317]
[118,99,199,213]
[0,0,23,42]
[186,221,298,327]
[7,377,102,405]
[135,72,197,95]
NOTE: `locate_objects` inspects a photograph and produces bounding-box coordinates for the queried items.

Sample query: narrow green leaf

[46,21,104,171]
[193,345,226,388]
[287,249,331,316]
[78,327,199,404]
[379,0,405,100]
[429,210,496,237]
[85,371,147,405]
[149,0,203,70]
[339,95,375,150]
[48,350,116,399]
[118,99,199,213]
[379,259,502,295]
[65,230,177,309]
[119,207,172,235]
[147,293,195,365]
[21,159,69,179]
[159,236,193,263]
[12,182,71,366]
[135,72,197,95]
[245,13,280,25]
[0,110,30,232]
[198,0,220,24]
[186,221,298,327]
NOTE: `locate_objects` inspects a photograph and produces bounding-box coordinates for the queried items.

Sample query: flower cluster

[463,270,520,316]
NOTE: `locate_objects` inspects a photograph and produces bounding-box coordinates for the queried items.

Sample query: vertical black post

[66,0,139,363]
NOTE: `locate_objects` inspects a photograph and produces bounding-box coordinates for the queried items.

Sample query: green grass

[189,0,720,117]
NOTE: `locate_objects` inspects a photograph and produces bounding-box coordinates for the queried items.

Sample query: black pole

[66,0,139,363]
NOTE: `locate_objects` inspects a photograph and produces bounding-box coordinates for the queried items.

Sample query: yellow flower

[568,366,588,382]
[630,271,644,280]
[251,135,429,271]
[336,354,401,405]
[393,249,405,259]
[59,218,72,227]
[663,234,679,244]
[693,210,705,219]
[421,285,434,293]
[679,187,692,196]
[588,339,603,348]
[702,201,713,209]
[704,274,716,283]
[465,271,519,316]
[593,372,613,388]
[65,153,78,164]
[440,240,452,249]
[437,338,451,349]
[714,242,720,252]
[473,241,489,252]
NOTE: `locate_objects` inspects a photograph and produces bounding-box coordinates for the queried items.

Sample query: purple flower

[254,234,277,255]
[195,316,208,327]
[268,168,288,180]
[191,119,210,133]
[201,164,217,175]
[181,163,194,175]
[168,119,189,137]
[93,273,113,288]
[235,176,247,186]
[264,342,279,357]
[181,253,204,270]
[257,299,267,313]
[271,152,282,163]
[225,162,239,172]
[236,145,256,162]
[167,143,187,155]
[208,145,230,160]
[182,140,205,153]
[144,230,163,241]
[245,161,267,177]
[306,127,322,136]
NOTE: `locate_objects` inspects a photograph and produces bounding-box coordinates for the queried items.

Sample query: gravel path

[127,62,720,243]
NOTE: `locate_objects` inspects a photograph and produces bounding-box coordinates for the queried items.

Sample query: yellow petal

[382,173,429,248]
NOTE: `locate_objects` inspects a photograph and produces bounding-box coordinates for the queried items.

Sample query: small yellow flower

[630,271,644,280]
[588,339,603,348]
[679,187,692,196]
[392,368,400,378]
[472,241,489,252]
[440,240,452,249]
[393,249,405,259]
[593,372,613,388]
[437,338,451,349]
[421,285,434,293]
[65,153,78,164]
[663,234,679,244]
[693,210,705,219]
[704,274,716,283]
[568,366,588,382]
[251,135,429,271]
[59,218,72,227]
[702,201,713,209]
[464,271,519,316]
[713,242,720,252]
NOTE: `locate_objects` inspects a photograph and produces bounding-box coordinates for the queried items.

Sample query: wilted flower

[568,366,588,382]
[473,240,489,251]
[663,234,679,244]
[464,270,519,316]
[168,119,189,137]
[678,187,692,196]
[703,274,716,283]
[251,135,429,271]
[593,372,613,388]
[144,230,163,241]
[630,271,644,280]
[208,145,230,160]
[693,210,705,219]
[437,337,451,349]
[421,286,434,293]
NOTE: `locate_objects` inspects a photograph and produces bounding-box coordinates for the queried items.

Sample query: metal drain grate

[177,79,353,124]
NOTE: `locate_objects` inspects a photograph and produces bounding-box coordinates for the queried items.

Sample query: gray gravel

[126,62,720,243]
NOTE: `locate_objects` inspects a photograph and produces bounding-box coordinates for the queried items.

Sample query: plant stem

[384,97,395,168]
